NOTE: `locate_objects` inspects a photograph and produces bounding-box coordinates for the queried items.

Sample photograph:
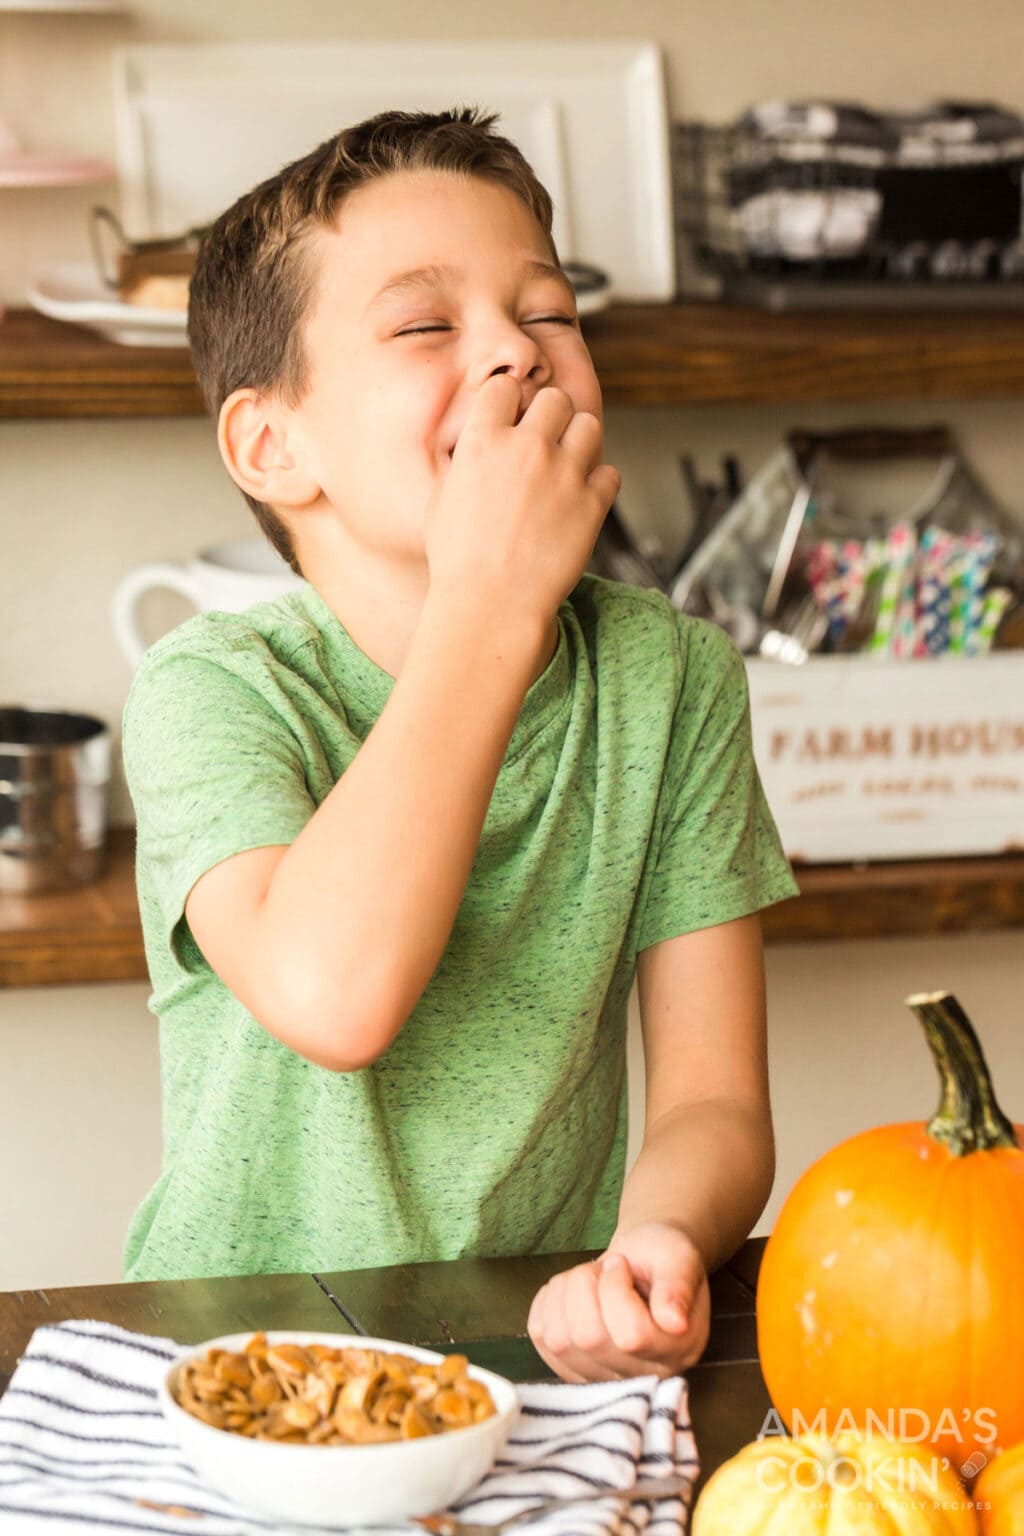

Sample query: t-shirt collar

[293,584,572,760]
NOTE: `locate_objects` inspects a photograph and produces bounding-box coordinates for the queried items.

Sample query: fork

[414,1472,695,1536]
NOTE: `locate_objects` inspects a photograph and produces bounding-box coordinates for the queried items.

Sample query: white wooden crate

[746,653,1024,862]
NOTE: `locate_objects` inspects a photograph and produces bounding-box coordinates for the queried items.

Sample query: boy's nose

[491,357,549,387]
[481,324,552,390]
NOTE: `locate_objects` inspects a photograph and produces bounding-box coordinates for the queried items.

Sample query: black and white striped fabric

[0,1320,698,1535]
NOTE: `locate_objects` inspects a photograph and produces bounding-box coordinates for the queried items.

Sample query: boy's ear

[217,388,320,510]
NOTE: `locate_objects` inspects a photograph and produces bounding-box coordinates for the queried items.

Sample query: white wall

[2,0,1023,1289]
[0,983,160,1290]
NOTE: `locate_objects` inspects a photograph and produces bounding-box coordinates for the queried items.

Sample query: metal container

[0,708,111,894]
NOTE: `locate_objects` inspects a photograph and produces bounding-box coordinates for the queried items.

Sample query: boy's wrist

[419,584,556,679]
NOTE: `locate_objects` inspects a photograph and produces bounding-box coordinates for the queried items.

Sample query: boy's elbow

[261,969,402,1073]
[317,1022,394,1074]
[307,1040,386,1073]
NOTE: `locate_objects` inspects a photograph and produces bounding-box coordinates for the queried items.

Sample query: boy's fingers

[597,1253,660,1357]
[561,1261,614,1356]
[466,372,523,433]
[586,462,622,511]
[557,409,604,476]
[528,1286,587,1384]
[517,384,578,448]
[648,1278,691,1335]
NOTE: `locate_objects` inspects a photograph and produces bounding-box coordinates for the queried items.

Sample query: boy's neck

[301,538,559,688]
[308,548,427,681]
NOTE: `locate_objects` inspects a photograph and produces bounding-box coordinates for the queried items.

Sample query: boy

[122,106,799,1383]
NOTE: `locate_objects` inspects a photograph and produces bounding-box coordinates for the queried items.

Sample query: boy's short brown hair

[188,105,560,574]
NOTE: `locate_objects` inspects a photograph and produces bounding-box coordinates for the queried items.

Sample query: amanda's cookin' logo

[756,1406,1001,1493]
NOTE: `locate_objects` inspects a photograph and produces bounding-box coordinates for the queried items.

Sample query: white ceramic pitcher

[112,539,306,670]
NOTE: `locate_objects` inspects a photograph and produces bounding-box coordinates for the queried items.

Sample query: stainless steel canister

[0,708,111,894]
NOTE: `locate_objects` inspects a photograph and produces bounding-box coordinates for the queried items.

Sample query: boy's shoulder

[125,588,321,700]
[134,589,318,671]
[121,591,326,749]
[569,572,742,686]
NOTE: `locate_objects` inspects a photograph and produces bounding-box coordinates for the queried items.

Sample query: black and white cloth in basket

[0,1320,699,1535]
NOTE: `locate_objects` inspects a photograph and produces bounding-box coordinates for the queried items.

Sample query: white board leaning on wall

[111,38,675,302]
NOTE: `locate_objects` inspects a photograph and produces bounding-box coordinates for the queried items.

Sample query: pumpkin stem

[905,991,1017,1156]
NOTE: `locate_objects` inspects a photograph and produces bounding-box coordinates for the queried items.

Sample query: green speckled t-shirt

[121,572,797,1282]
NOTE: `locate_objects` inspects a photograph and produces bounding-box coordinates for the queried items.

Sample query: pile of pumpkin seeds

[173,1332,497,1444]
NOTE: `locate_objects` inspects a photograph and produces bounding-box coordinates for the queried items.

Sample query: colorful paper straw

[968,587,1012,654]
[870,523,916,658]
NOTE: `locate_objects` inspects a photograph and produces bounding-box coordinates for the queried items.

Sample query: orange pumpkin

[974,1440,1024,1535]
[757,991,1024,1470]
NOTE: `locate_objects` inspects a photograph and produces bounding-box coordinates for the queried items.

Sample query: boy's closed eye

[397,316,578,336]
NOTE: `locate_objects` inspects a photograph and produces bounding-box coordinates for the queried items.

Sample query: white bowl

[157,1330,520,1527]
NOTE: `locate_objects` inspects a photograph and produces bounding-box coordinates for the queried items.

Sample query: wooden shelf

[763,852,1024,944]
[7,300,1024,418]
[1,828,1022,987]
[583,299,1024,406]
[0,309,203,417]
[0,827,146,987]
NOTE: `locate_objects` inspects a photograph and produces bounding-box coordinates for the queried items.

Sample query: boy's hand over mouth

[526,1221,711,1382]
[425,373,621,628]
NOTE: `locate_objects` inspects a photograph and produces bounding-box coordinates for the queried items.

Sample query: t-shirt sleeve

[122,642,316,966]
[636,618,799,951]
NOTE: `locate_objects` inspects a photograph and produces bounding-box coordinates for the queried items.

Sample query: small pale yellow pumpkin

[974,1440,1024,1535]
[692,1430,977,1535]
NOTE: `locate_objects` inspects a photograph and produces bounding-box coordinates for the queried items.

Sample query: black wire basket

[672,103,1024,308]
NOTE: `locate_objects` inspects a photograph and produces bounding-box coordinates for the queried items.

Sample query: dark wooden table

[0,1240,770,1498]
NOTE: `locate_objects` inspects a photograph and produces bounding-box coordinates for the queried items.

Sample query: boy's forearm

[612,1098,775,1274]
[255,590,552,1069]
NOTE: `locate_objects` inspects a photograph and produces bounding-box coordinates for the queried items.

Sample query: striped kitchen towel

[0,1320,698,1535]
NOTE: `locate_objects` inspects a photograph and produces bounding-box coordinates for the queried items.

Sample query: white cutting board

[112,39,674,301]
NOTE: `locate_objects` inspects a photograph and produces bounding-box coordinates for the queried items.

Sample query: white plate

[0,150,114,188]
[113,38,675,301]
[0,2,127,10]
[26,262,189,347]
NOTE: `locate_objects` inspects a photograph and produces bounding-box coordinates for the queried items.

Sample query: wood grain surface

[316,1245,760,1363]
[0,309,204,418]
[0,827,146,986]
[0,1271,344,1396]
[8,301,1024,418]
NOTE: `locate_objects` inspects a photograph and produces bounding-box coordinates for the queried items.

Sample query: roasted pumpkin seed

[173,1334,497,1445]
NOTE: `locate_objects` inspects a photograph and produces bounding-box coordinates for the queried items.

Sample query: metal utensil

[706,585,763,652]
[758,593,828,664]
[589,502,668,590]
[114,1471,693,1534]
[415,1473,694,1536]
[761,481,814,621]
[671,453,741,579]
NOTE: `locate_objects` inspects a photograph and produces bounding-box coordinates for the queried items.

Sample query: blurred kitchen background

[2,0,1024,1289]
